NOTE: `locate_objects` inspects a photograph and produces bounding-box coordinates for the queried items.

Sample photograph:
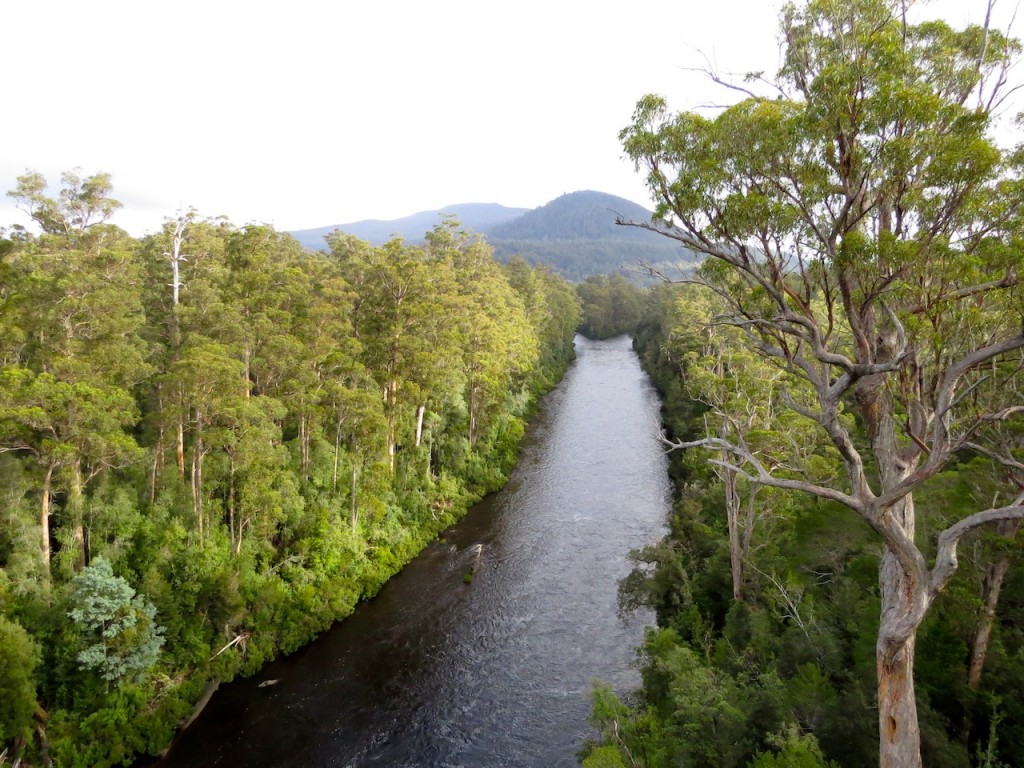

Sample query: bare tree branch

[964,440,1024,474]
[932,499,1024,594]
[661,432,864,510]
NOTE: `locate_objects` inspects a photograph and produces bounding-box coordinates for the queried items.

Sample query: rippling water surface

[161,335,670,767]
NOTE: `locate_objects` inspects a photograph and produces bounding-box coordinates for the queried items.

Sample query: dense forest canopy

[584,0,1024,766]
[0,173,581,766]
[576,274,645,340]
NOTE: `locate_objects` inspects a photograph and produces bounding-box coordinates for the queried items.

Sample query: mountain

[289,202,528,251]
[288,190,696,281]
[485,190,655,240]
[482,191,695,282]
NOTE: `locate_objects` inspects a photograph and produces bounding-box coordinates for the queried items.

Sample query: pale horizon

[2,0,1012,237]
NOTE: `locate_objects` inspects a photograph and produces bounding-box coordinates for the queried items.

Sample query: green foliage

[577,274,645,339]
[610,0,1024,766]
[0,175,581,762]
[47,684,157,768]
[581,745,629,768]
[8,170,121,236]
[591,265,1024,766]
[0,615,39,745]
[66,557,164,685]
[748,726,838,768]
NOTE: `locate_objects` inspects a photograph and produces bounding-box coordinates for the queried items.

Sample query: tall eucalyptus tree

[620,1,1024,763]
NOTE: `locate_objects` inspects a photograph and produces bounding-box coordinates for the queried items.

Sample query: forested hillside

[0,172,581,767]
[290,191,698,283]
[486,191,652,240]
[485,191,696,282]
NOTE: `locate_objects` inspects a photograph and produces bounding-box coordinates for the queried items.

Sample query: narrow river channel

[160,334,671,767]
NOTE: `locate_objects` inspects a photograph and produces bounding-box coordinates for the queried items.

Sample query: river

[159,334,671,767]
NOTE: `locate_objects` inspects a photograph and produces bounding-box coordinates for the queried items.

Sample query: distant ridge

[289,190,696,281]
[289,202,528,250]
[483,191,695,282]
[486,190,655,240]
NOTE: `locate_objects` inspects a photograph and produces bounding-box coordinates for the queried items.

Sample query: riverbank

[123,348,581,768]
[156,335,670,767]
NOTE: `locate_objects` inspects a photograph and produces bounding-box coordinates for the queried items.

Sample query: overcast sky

[0,0,1014,236]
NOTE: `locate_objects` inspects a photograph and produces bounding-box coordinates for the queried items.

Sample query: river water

[160,334,670,767]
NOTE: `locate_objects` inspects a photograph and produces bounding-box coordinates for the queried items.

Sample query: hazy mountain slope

[289,203,528,250]
[288,190,696,281]
[483,191,695,281]
[485,190,655,240]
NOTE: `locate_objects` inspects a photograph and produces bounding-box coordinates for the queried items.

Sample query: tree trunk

[967,554,1011,689]
[69,459,86,571]
[40,461,55,571]
[192,410,204,537]
[415,404,426,448]
[150,385,165,504]
[171,249,181,307]
[228,458,236,555]
[170,217,185,308]
[300,415,310,481]
[876,495,928,768]
[723,457,744,602]
[877,615,922,768]
[243,348,252,398]
[150,424,164,505]
[427,428,434,479]
[384,382,397,473]
[176,396,186,482]
[859,374,927,768]
[468,383,479,447]
[333,423,342,492]
[350,463,359,534]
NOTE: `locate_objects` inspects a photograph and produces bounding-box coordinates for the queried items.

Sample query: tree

[2,176,148,572]
[956,403,1024,691]
[577,274,644,339]
[66,557,164,686]
[216,396,290,556]
[166,339,246,537]
[671,285,826,602]
[620,1,1024,765]
[141,213,233,487]
[322,384,387,533]
[329,234,463,470]
[504,257,583,380]
[748,727,839,768]
[7,170,121,237]
[0,368,140,573]
[0,615,39,754]
[428,221,538,447]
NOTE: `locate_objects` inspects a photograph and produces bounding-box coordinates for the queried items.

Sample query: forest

[583,285,1024,767]
[582,1,1024,767]
[5,0,1024,765]
[0,175,581,767]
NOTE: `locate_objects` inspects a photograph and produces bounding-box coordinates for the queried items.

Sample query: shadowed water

[160,334,670,767]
